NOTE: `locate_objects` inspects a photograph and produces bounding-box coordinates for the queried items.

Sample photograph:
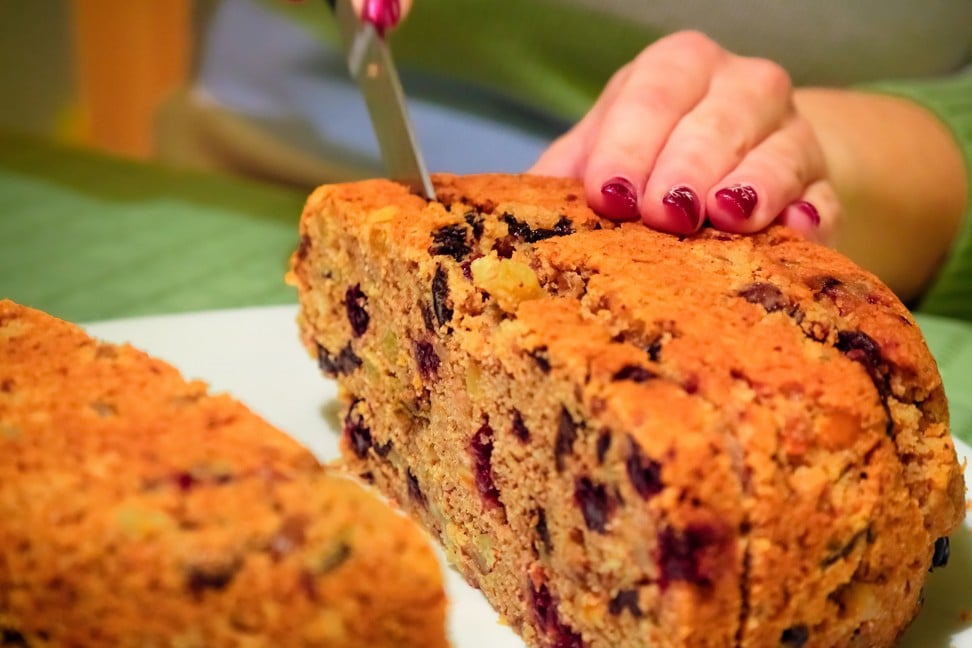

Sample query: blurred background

[1,1,203,158]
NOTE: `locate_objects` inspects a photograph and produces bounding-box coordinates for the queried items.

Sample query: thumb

[351,0,414,34]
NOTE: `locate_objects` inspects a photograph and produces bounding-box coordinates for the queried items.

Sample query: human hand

[530,31,838,243]
[350,0,413,36]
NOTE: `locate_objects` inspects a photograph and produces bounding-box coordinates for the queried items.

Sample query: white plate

[85,305,972,647]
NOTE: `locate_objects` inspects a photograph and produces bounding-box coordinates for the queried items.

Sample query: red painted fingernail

[600,177,640,222]
[362,0,401,36]
[662,186,702,232]
[715,184,758,220]
[791,201,820,227]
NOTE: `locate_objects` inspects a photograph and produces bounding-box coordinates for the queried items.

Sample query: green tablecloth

[1,132,970,445]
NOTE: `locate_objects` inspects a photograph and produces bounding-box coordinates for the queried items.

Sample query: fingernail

[600,177,640,222]
[662,186,702,232]
[791,201,820,227]
[715,184,758,220]
[362,0,401,36]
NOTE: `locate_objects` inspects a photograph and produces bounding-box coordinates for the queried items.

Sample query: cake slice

[0,300,447,648]
[289,173,965,648]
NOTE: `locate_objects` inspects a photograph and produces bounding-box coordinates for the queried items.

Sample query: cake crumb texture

[0,300,447,648]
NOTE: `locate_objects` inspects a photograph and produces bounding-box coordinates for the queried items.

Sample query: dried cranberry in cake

[626,438,663,500]
[345,284,369,337]
[809,275,844,301]
[535,508,552,554]
[529,581,584,647]
[185,557,241,596]
[429,223,471,261]
[656,523,721,589]
[554,407,579,471]
[835,331,885,379]
[779,624,810,647]
[406,467,426,505]
[344,400,372,458]
[414,340,440,380]
[431,265,453,328]
[1,629,28,647]
[575,476,612,533]
[374,439,394,458]
[931,536,950,569]
[316,342,362,376]
[502,214,574,243]
[737,282,787,313]
[596,431,611,464]
[511,409,530,442]
[470,419,502,509]
[608,589,642,617]
[464,211,485,239]
[612,364,656,382]
[530,346,552,373]
[492,235,516,259]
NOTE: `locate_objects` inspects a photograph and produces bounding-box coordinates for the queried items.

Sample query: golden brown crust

[0,300,447,648]
[290,173,965,648]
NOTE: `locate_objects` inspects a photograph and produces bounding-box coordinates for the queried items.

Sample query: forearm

[795,88,968,303]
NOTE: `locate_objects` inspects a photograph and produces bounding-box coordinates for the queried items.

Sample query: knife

[326,0,436,200]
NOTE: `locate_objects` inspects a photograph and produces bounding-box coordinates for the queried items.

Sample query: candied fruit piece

[470,255,545,312]
[345,284,370,337]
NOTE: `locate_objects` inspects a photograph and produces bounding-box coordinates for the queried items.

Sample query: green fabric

[0,132,305,322]
[865,66,972,322]
[915,313,972,446]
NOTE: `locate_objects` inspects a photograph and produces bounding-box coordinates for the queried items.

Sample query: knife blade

[326,0,436,200]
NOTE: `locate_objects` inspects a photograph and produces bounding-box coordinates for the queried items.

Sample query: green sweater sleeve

[864,65,972,321]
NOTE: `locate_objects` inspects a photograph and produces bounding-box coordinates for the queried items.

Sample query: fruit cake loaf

[288,174,965,648]
[0,300,447,648]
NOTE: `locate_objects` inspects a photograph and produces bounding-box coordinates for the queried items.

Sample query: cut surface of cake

[289,173,965,648]
[0,300,447,648]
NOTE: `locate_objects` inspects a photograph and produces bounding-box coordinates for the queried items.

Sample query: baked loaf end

[0,300,447,648]
[289,173,965,648]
